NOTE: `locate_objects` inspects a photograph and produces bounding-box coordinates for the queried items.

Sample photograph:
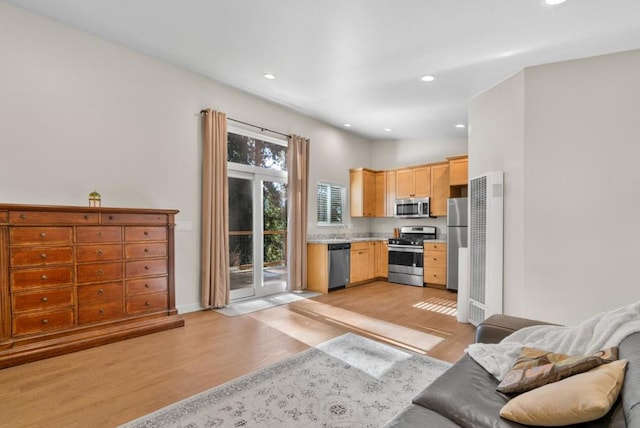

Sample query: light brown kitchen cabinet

[350,168,376,217]
[0,203,184,369]
[396,166,431,199]
[429,162,450,217]
[386,170,396,217]
[374,171,387,217]
[350,242,374,284]
[373,240,388,278]
[448,155,468,186]
[424,242,447,287]
[306,243,329,293]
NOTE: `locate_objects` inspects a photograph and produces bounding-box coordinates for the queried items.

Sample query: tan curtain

[201,109,230,308]
[287,134,310,291]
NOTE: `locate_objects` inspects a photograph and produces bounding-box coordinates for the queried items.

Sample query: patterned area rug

[214,291,321,316]
[120,333,451,428]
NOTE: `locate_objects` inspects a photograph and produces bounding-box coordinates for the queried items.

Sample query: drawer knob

[41,319,49,325]
[41,296,48,302]
[84,215,90,220]
[97,250,104,256]
[97,232,103,238]
[99,309,105,315]
[109,215,114,220]
[40,253,47,259]
[144,283,150,288]
[144,248,150,253]
[97,269,104,276]
[145,265,150,270]
[41,274,48,280]
[144,231,149,236]
[40,232,46,238]
[145,301,151,306]
[98,288,105,295]
[20,214,27,219]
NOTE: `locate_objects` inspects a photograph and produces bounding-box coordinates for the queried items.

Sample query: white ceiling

[6,0,640,140]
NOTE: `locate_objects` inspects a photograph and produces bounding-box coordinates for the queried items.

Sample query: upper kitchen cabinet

[396,165,431,199]
[374,171,387,217]
[430,162,450,217]
[448,155,468,186]
[447,155,468,198]
[350,168,376,217]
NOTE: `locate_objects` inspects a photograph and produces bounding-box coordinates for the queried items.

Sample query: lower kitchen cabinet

[350,242,374,285]
[306,243,329,293]
[424,242,447,286]
[373,240,388,278]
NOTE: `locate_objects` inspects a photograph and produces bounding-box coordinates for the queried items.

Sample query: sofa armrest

[476,314,557,344]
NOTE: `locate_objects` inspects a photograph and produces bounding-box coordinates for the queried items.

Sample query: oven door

[388,245,424,274]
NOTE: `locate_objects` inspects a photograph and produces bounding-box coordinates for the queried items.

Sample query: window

[228,132,287,171]
[317,182,345,225]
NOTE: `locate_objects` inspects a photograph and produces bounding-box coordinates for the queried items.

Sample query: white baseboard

[177,302,205,314]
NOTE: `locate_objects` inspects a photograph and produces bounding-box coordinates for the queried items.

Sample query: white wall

[0,2,370,313]
[469,49,640,325]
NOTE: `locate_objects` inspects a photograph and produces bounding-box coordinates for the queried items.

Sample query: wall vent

[468,171,504,326]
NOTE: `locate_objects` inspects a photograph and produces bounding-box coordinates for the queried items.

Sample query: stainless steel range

[388,226,437,287]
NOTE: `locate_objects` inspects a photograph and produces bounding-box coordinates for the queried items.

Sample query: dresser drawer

[76,244,122,263]
[126,293,168,315]
[10,211,99,225]
[12,287,74,313]
[78,282,123,305]
[76,226,122,243]
[125,242,167,259]
[424,242,447,252]
[424,250,446,267]
[424,267,447,285]
[11,266,73,290]
[126,259,167,278]
[103,213,168,225]
[10,227,73,245]
[126,276,168,296]
[125,227,167,242]
[12,309,75,336]
[77,262,123,284]
[78,301,124,325]
[11,246,73,267]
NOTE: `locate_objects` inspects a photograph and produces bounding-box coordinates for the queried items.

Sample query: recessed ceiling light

[543,0,567,5]
[384,128,393,132]
[263,73,276,80]
[455,124,467,129]
[344,123,352,128]
[421,75,435,82]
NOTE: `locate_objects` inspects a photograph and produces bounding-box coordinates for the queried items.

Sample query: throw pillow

[497,346,618,394]
[500,359,627,426]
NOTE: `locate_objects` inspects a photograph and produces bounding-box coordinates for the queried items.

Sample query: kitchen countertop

[307,237,446,244]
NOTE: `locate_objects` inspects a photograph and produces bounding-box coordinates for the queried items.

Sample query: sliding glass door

[227,128,288,301]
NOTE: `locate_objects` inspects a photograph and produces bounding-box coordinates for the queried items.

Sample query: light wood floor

[0,281,475,428]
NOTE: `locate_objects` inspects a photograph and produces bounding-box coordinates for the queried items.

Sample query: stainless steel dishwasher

[328,242,350,290]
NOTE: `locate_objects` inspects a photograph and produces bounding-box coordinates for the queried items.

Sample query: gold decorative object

[89,190,101,207]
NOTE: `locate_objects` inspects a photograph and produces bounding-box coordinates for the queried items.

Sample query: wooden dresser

[0,203,184,368]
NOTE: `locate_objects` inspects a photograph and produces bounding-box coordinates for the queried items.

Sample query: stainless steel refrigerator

[446,197,468,291]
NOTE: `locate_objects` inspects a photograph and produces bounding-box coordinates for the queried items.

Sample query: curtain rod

[200,110,290,138]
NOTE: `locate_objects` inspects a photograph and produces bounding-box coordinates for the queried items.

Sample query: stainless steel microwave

[394,198,430,218]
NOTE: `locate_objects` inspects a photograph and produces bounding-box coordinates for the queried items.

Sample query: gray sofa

[385,314,640,428]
